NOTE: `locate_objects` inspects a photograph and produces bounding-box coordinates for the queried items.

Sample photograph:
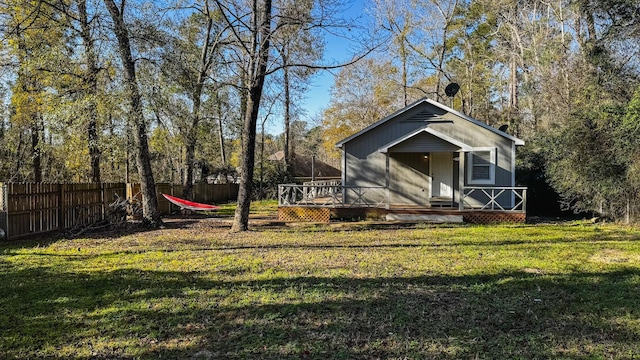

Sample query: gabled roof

[378,126,473,153]
[336,97,525,147]
[267,151,341,177]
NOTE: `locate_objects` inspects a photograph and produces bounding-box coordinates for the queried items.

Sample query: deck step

[385,214,464,223]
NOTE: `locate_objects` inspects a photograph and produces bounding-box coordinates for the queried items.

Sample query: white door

[430,152,453,198]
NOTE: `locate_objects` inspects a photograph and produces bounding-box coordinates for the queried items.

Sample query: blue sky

[297,0,371,121]
[262,0,374,134]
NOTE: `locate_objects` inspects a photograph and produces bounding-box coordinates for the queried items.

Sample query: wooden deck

[278,182,527,224]
[279,205,526,224]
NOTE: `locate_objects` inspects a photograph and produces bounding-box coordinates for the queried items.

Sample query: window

[467,148,496,184]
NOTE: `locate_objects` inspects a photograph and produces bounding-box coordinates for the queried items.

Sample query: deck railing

[462,187,527,212]
[301,179,341,199]
[279,182,527,213]
[279,182,387,208]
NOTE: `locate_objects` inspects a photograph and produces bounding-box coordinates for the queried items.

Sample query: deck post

[458,151,465,211]
[342,145,347,206]
[385,152,390,209]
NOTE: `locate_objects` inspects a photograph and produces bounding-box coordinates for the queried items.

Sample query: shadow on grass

[0,219,226,249]
[5,228,639,260]
[1,262,639,359]
[0,223,164,248]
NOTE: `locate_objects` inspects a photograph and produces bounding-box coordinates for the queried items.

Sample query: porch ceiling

[377,126,472,153]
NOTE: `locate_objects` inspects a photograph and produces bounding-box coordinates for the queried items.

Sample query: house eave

[335,97,526,148]
[335,98,429,148]
[426,98,525,145]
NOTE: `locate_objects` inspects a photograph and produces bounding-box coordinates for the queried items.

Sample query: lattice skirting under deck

[279,206,526,224]
[278,207,330,222]
[463,212,526,224]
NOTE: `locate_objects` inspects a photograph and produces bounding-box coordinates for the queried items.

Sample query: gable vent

[401,111,452,123]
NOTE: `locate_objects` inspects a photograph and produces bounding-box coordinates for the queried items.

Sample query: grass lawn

[1,212,640,359]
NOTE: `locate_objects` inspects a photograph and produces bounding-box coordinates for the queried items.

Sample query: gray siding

[346,104,446,160]
[390,132,460,153]
[389,153,430,206]
[342,101,518,207]
[345,151,386,187]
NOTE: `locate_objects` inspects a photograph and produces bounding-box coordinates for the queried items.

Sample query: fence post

[101,182,105,222]
[627,198,630,225]
[0,183,7,240]
[58,184,65,231]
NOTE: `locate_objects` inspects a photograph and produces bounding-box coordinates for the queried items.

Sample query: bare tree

[104,0,162,227]
[213,0,372,231]
[215,0,273,232]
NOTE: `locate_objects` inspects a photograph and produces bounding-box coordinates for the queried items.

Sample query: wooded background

[0,0,639,224]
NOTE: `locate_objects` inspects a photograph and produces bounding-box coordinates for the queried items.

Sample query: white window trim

[467,147,496,185]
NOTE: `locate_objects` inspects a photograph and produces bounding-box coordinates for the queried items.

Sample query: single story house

[278,98,527,223]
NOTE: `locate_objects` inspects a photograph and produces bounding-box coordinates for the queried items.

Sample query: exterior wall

[428,113,514,188]
[344,149,387,206]
[389,153,430,206]
[344,103,447,190]
[390,132,460,153]
[342,101,518,208]
[345,104,446,161]
[345,151,387,187]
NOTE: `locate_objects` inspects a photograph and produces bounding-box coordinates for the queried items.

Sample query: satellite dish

[499,124,509,132]
[445,83,460,97]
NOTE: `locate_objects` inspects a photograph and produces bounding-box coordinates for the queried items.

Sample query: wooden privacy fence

[0,183,125,240]
[0,182,238,240]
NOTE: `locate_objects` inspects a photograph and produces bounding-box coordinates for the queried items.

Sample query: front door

[430,152,453,198]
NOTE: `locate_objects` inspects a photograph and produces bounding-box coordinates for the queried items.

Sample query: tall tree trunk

[583,2,597,44]
[183,9,214,200]
[283,51,291,170]
[104,0,161,227]
[31,120,42,182]
[231,0,272,232]
[509,55,518,110]
[259,120,265,199]
[509,54,519,134]
[13,131,24,181]
[183,85,201,200]
[183,131,196,199]
[14,29,42,182]
[216,97,226,165]
[401,41,408,106]
[79,0,101,183]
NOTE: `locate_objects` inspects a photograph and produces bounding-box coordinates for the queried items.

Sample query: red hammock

[162,194,220,211]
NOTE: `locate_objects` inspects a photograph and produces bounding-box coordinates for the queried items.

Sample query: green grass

[214,199,278,216]
[1,220,640,359]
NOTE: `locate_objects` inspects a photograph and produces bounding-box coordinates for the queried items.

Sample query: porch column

[342,145,347,205]
[385,152,390,209]
[458,151,465,211]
